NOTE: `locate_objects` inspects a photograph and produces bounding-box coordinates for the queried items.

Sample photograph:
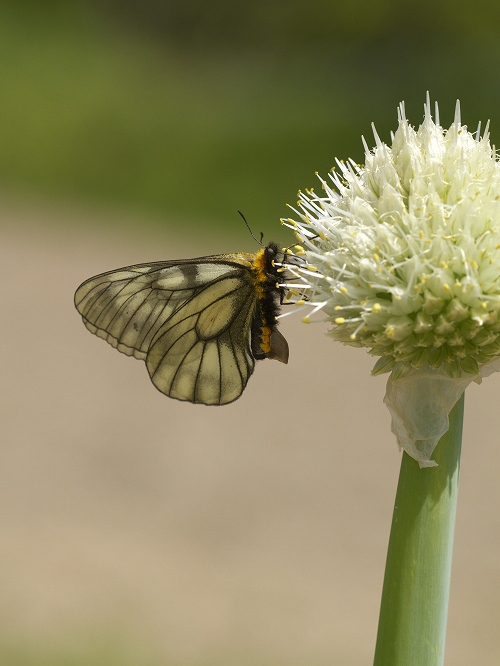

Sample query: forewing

[74,258,250,361]
[146,274,257,405]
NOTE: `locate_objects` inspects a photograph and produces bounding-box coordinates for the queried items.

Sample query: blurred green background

[3,0,500,237]
[4,2,500,665]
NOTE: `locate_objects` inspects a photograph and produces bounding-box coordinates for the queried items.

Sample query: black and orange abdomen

[249,244,289,364]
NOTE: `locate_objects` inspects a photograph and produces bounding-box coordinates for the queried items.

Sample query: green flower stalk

[285,96,500,466]
[374,393,464,665]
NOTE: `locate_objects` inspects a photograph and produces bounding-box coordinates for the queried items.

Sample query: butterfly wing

[74,256,257,405]
[146,270,257,405]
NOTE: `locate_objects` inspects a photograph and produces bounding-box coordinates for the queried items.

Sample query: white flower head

[285,96,500,466]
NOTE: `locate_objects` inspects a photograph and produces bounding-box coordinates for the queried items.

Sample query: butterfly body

[75,243,291,405]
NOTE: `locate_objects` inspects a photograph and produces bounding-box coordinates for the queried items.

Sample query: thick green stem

[373,392,464,666]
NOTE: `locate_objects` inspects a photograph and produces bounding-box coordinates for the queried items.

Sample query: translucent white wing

[75,258,257,405]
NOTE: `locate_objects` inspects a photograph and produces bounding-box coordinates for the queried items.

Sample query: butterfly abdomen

[250,243,287,363]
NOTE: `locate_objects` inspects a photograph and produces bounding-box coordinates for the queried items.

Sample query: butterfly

[74,242,299,405]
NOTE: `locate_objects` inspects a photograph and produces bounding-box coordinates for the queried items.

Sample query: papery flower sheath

[285,96,500,466]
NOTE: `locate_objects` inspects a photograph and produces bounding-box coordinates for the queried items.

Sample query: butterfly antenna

[238,210,264,246]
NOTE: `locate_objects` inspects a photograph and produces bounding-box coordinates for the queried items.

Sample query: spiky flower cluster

[283,99,500,465]
[286,100,500,381]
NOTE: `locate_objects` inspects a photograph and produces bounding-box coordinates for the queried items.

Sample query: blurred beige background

[3,1,500,662]
[2,201,500,665]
